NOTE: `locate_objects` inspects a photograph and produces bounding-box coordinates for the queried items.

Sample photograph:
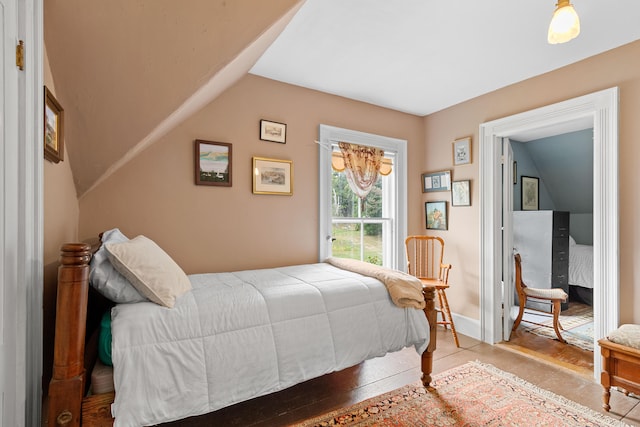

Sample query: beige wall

[423,40,640,324]
[78,75,425,274]
[43,43,80,392]
[74,40,640,328]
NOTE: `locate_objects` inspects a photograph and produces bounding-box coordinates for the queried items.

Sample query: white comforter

[110,262,430,426]
[569,244,594,289]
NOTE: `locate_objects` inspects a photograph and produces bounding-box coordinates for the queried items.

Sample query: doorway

[478,87,620,380]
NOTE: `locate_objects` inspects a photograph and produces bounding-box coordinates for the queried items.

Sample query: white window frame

[318,124,407,270]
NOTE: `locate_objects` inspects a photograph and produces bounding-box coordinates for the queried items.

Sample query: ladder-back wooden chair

[512,253,568,343]
[405,235,459,347]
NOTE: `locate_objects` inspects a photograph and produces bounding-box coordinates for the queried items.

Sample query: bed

[47,230,437,426]
[568,237,594,305]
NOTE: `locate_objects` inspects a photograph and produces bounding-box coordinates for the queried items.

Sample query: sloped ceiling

[44,0,301,196]
[44,0,640,198]
[524,130,594,214]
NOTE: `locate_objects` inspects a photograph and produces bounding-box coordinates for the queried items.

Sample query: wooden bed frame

[47,242,438,426]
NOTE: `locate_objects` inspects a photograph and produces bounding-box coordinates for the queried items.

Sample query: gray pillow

[89,228,147,303]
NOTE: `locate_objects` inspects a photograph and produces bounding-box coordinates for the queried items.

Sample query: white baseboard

[450,312,482,341]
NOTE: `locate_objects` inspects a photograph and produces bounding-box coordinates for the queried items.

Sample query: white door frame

[1,0,43,425]
[479,87,619,380]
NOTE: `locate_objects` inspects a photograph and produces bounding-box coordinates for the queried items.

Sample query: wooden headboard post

[47,243,92,427]
[421,285,437,387]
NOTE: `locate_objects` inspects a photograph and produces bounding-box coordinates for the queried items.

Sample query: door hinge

[16,40,24,70]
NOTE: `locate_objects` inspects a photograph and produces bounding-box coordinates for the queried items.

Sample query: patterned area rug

[522,303,594,351]
[293,361,629,427]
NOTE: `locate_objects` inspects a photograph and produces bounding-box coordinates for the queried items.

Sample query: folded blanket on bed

[326,257,425,309]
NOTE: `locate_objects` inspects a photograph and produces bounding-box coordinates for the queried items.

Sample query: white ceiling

[251,0,640,116]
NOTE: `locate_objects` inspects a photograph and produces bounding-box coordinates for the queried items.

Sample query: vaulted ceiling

[44,0,640,198]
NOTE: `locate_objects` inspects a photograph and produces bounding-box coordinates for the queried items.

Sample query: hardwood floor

[160,327,640,427]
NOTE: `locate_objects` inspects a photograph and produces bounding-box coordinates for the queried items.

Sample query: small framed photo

[260,119,286,143]
[195,140,232,186]
[452,136,471,165]
[451,180,471,206]
[521,176,539,210]
[253,157,293,195]
[425,201,448,230]
[44,86,64,163]
[422,170,451,192]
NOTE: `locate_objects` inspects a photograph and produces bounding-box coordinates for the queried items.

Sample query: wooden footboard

[421,285,437,387]
[46,243,439,425]
[48,243,92,427]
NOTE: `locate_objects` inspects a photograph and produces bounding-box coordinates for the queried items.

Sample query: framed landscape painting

[195,140,232,186]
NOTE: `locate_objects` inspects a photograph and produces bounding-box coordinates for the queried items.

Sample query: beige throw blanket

[326,257,425,309]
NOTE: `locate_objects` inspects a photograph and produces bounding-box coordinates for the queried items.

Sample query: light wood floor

[159,326,639,426]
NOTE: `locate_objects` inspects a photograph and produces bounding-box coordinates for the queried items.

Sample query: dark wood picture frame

[259,119,286,143]
[425,201,448,230]
[44,86,64,163]
[194,140,232,186]
[521,176,539,210]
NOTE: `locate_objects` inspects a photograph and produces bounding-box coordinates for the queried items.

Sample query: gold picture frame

[44,86,64,163]
[252,157,293,195]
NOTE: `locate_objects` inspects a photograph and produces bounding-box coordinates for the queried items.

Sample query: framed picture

[521,176,539,210]
[194,140,232,186]
[451,180,471,206]
[252,157,293,195]
[452,136,471,165]
[44,86,64,163]
[422,170,451,192]
[260,119,286,143]
[425,201,448,230]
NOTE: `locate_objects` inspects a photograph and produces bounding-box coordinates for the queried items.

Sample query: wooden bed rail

[48,243,92,427]
[421,285,437,386]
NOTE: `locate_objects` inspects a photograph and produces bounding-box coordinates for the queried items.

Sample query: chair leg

[551,300,566,344]
[438,289,459,347]
[511,297,527,332]
[436,289,448,330]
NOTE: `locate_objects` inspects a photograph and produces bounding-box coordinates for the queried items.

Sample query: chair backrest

[405,236,445,280]
[513,253,528,300]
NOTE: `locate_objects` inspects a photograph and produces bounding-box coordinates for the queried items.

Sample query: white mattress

[110,262,430,426]
[569,244,594,289]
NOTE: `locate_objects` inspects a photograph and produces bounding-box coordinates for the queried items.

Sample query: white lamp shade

[548,3,580,44]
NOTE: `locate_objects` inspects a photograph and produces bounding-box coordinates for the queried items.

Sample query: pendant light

[548,0,580,44]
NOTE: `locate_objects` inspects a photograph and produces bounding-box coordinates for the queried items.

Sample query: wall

[511,140,556,211]
[77,40,640,327]
[42,43,80,392]
[424,39,640,324]
[78,75,425,274]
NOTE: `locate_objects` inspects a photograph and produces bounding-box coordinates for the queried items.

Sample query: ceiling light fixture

[548,0,580,44]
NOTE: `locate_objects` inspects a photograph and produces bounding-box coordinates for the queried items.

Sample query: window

[318,125,407,270]
[330,152,395,266]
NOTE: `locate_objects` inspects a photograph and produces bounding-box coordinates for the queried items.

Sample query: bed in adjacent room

[568,236,594,306]
[47,229,437,426]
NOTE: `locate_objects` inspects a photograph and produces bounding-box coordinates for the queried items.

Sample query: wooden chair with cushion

[512,253,568,343]
[405,236,459,347]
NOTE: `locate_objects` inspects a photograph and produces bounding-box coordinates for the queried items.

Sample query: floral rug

[522,303,594,351]
[293,361,629,427]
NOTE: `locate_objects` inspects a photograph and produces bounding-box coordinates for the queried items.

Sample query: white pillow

[89,228,147,303]
[569,235,577,246]
[105,235,192,308]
